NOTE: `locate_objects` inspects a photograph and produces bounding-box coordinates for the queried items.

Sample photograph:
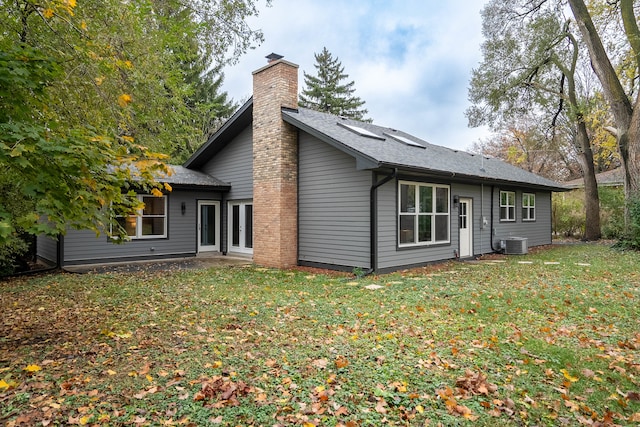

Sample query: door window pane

[232,205,240,246]
[244,204,253,249]
[201,205,216,245]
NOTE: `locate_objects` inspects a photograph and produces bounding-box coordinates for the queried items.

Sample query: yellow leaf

[163,182,173,192]
[150,188,163,198]
[118,94,132,107]
[561,369,579,383]
[43,8,54,18]
[79,415,91,425]
[24,364,42,373]
[146,374,153,382]
[416,404,424,414]
[81,21,87,30]
[121,135,134,143]
[0,379,17,390]
[107,370,117,376]
[212,360,222,368]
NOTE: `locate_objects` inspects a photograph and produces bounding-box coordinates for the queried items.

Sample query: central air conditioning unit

[504,237,528,255]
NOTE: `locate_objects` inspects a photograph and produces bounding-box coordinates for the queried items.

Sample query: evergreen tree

[299,47,370,122]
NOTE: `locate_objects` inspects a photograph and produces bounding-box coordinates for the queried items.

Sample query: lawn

[1,243,639,426]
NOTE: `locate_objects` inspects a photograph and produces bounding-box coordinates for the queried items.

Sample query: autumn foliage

[1,244,640,425]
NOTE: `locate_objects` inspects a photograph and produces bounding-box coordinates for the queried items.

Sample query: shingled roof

[282,107,567,191]
[185,98,567,191]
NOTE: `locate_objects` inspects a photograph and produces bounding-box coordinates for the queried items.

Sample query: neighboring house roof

[564,167,624,189]
[185,99,567,191]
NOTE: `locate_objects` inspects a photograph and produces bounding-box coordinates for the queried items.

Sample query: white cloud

[222,0,491,150]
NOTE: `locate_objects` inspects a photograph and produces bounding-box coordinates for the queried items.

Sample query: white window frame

[500,191,516,222]
[522,193,536,221]
[113,195,167,239]
[398,181,450,247]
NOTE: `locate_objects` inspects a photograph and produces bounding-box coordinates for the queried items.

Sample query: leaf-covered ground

[1,243,639,426]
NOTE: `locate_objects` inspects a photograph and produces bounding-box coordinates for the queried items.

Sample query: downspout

[365,168,398,276]
[489,185,500,252]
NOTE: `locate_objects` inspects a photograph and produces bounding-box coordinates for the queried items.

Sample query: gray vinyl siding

[199,126,253,254]
[298,132,371,268]
[492,188,552,247]
[62,190,221,265]
[36,234,58,264]
[377,179,457,270]
[376,182,554,271]
[200,126,253,201]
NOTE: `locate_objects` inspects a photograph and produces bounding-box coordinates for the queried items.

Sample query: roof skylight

[383,132,426,148]
[337,122,385,140]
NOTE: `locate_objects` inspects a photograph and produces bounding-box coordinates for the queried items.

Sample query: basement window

[337,122,385,140]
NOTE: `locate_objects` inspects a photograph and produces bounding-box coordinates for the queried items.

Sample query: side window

[114,195,167,238]
[399,181,450,246]
[500,191,515,221]
[522,193,535,221]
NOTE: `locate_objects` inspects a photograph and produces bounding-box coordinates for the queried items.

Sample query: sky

[222,0,491,151]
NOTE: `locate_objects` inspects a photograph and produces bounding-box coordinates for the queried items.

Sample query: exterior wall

[200,127,254,254]
[201,127,254,201]
[491,187,552,247]
[376,178,458,270]
[376,181,554,271]
[36,234,58,265]
[298,132,371,269]
[252,59,299,268]
[62,190,221,265]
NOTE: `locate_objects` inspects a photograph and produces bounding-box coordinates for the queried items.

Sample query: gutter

[364,168,398,276]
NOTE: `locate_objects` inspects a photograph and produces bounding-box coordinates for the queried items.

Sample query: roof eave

[378,162,569,191]
[184,98,253,169]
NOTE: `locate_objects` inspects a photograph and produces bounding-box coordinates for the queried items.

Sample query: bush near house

[1,244,640,426]
[552,186,624,239]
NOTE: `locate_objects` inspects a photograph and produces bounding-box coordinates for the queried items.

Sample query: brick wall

[252,59,299,268]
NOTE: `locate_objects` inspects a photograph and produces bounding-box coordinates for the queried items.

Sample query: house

[564,167,624,189]
[38,55,566,273]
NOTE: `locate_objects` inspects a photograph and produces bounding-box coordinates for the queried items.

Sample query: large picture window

[522,193,535,221]
[115,195,167,239]
[500,191,515,222]
[399,181,449,246]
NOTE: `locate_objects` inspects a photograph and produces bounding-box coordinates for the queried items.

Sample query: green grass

[1,243,639,426]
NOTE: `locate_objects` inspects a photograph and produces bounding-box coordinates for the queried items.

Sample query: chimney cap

[266,53,284,62]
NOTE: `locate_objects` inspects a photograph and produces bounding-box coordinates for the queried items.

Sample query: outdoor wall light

[181,202,186,215]
[453,195,459,207]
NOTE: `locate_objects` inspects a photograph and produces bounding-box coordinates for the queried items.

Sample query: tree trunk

[576,123,601,240]
[567,0,638,223]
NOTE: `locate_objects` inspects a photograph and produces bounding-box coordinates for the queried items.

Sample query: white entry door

[198,201,220,252]
[228,201,253,255]
[459,198,473,258]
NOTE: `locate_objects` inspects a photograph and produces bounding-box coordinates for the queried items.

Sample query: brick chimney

[252,55,299,268]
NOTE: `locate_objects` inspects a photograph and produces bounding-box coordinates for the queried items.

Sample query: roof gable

[184,98,253,169]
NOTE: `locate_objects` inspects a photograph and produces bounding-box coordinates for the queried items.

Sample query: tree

[0,0,266,254]
[470,115,579,182]
[566,0,640,207]
[299,47,370,122]
[467,0,602,240]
